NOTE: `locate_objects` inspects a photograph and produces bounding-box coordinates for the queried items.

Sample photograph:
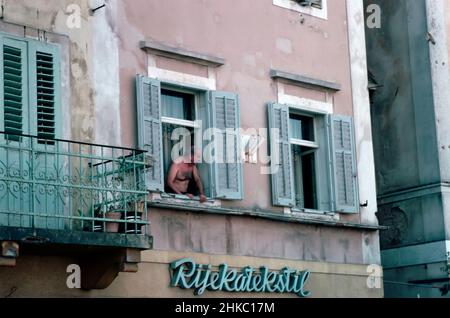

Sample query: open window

[289,113,318,210]
[161,88,197,192]
[295,0,322,10]
[273,0,327,20]
[268,103,358,214]
[136,75,244,202]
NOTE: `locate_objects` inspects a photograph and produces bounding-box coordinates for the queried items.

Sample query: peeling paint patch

[175,35,183,45]
[276,38,293,54]
[242,54,256,67]
[71,62,84,80]
[258,69,265,78]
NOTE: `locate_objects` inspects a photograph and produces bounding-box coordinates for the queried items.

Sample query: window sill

[150,192,221,208]
[291,207,335,216]
[289,208,340,222]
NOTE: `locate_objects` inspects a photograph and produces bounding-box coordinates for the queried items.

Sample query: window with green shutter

[209,91,243,200]
[0,33,62,230]
[0,33,61,141]
[329,115,358,213]
[268,104,358,213]
[136,75,164,192]
[268,103,295,207]
[1,38,28,141]
[135,76,244,201]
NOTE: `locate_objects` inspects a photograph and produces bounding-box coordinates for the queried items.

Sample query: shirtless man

[166,147,207,203]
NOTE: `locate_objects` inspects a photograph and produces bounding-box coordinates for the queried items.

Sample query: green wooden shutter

[268,103,294,207]
[28,41,63,230]
[0,36,29,141]
[209,91,243,200]
[0,35,30,227]
[328,115,358,213]
[136,75,164,192]
[28,40,61,142]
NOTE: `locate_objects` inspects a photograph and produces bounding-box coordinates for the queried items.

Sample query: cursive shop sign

[169,258,311,297]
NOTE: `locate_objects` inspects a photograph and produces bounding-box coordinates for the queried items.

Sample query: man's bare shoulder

[168,161,182,171]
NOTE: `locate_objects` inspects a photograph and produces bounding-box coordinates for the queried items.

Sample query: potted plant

[82,206,121,233]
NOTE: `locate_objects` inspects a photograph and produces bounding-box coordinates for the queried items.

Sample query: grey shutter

[136,75,164,192]
[268,103,294,207]
[329,115,358,213]
[209,91,243,200]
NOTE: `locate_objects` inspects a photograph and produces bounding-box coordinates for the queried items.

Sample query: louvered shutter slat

[36,52,55,143]
[2,43,24,141]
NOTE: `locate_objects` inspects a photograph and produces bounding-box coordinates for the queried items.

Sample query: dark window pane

[161,89,195,121]
[292,145,317,209]
[289,113,315,141]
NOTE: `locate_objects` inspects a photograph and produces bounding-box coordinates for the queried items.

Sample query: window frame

[272,0,328,20]
[289,109,320,211]
[294,0,323,10]
[160,85,200,129]
[138,75,244,202]
[287,107,332,214]
[289,112,319,148]
[159,82,211,199]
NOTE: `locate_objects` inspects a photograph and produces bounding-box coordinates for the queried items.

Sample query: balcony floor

[0,226,152,250]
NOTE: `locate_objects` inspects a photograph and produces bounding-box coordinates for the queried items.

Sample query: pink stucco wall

[112,0,374,264]
[118,0,353,139]
[117,0,354,211]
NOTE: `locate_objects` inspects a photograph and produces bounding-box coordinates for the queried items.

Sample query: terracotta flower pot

[105,211,122,233]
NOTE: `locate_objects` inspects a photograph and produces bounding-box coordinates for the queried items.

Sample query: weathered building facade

[0,0,382,298]
[365,0,450,297]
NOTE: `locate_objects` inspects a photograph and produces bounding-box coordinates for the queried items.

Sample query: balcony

[0,132,151,252]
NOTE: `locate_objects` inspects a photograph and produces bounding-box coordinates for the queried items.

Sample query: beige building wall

[0,250,383,298]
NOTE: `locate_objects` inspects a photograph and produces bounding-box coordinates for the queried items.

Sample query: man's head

[185,146,201,164]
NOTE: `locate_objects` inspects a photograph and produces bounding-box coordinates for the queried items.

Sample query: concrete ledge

[140,39,225,67]
[270,69,341,91]
[378,182,450,205]
[0,226,152,249]
[148,200,386,231]
[381,240,450,269]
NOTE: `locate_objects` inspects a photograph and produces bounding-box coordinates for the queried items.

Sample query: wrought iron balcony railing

[0,132,150,248]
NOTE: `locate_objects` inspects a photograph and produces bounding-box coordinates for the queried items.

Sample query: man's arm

[166,163,183,194]
[192,166,207,202]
